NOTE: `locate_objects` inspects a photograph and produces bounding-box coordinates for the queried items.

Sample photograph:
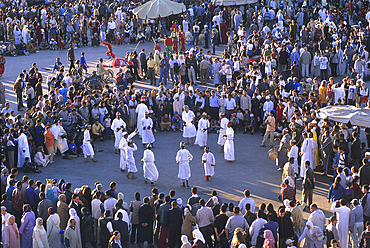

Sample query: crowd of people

[2,0,370,247]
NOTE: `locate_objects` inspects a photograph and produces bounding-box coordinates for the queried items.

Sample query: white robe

[310,138,317,170]
[68,212,82,248]
[83,130,94,156]
[141,117,155,144]
[46,213,60,248]
[16,133,30,168]
[217,118,228,146]
[119,131,137,170]
[182,110,197,138]
[202,152,215,176]
[195,118,209,147]
[142,149,159,182]
[34,152,50,167]
[224,127,235,161]
[114,209,130,227]
[57,125,68,153]
[176,149,193,180]
[331,202,350,248]
[125,143,138,172]
[111,118,126,149]
[300,138,312,178]
[288,145,299,174]
[14,28,22,45]
[136,103,149,135]
[22,27,29,44]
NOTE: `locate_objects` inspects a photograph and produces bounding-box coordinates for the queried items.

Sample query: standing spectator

[129,192,143,244]
[196,199,214,248]
[166,201,183,248]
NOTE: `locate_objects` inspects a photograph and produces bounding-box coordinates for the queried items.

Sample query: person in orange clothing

[164,35,173,57]
[154,40,161,53]
[44,126,56,163]
[0,54,5,77]
[178,27,185,52]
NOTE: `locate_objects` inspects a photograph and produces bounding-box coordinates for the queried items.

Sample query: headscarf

[263,230,275,248]
[306,220,314,235]
[118,192,124,200]
[37,146,46,159]
[69,208,78,218]
[181,235,190,245]
[184,206,191,217]
[193,229,205,244]
[6,215,19,239]
[32,217,46,240]
[23,204,32,213]
[212,196,219,205]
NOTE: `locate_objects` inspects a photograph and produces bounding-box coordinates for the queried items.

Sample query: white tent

[317,105,370,128]
[213,0,257,6]
[132,0,186,19]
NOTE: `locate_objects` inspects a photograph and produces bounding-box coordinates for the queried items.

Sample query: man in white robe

[182,105,197,145]
[195,112,210,148]
[136,98,149,136]
[141,112,155,147]
[141,144,159,186]
[83,125,97,162]
[331,200,351,248]
[308,204,327,232]
[111,112,126,153]
[202,147,215,181]
[16,130,30,168]
[224,121,235,162]
[46,210,61,248]
[300,133,312,178]
[288,139,299,176]
[119,130,138,171]
[176,141,193,187]
[217,112,228,152]
[309,132,317,170]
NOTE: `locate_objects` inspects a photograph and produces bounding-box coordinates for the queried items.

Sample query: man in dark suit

[166,201,183,248]
[139,49,147,79]
[69,193,83,219]
[351,132,361,169]
[112,212,130,248]
[138,197,154,248]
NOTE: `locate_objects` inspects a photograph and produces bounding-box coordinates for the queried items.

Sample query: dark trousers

[210,107,219,121]
[200,224,214,248]
[82,239,97,248]
[69,60,75,72]
[100,234,110,248]
[17,92,23,110]
[217,236,228,248]
[130,223,139,243]
[168,229,181,248]
[14,210,22,228]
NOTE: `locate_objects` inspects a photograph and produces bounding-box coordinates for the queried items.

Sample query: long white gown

[57,125,68,153]
[176,149,193,180]
[195,118,209,147]
[300,138,312,178]
[224,127,235,161]
[46,213,60,248]
[288,145,299,174]
[310,138,317,170]
[136,103,149,136]
[202,151,215,176]
[331,202,350,248]
[182,110,197,138]
[17,133,30,168]
[68,209,82,248]
[119,131,137,170]
[142,149,159,182]
[125,143,138,173]
[141,117,155,144]
[111,118,126,149]
[83,129,94,156]
[217,117,228,146]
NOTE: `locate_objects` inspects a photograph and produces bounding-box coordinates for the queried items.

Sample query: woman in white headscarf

[57,121,69,156]
[192,229,206,248]
[14,25,22,45]
[181,235,192,248]
[297,221,324,248]
[181,205,196,240]
[32,218,49,248]
[68,208,82,248]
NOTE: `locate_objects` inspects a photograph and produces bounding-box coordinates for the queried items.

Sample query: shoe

[277,167,282,171]
[260,144,265,147]
[296,177,303,181]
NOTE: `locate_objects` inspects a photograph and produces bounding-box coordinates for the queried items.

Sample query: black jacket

[166,207,183,231]
[81,213,95,242]
[359,164,370,186]
[112,219,129,247]
[277,215,294,240]
[351,138,361,159]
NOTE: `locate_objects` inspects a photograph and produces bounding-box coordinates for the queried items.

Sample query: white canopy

[317,105,370,128]
[132,0,186,19]
[213,0,256,6]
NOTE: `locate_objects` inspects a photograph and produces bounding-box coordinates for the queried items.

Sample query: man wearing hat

[195,112,210,149]
[141,144,159,186]
[83,124,97,163]
[119,129,138,171]
[1,206,11,244]
[111,111,126,154]
[217,112,228,152]
[176,141,193,187]
[260,111,275,148]
[223,121,235,162]
[287,139,299,176]
[136,97,149,136]
[141,112,155,148]
[182,105,197,146]
[277,128,291,171]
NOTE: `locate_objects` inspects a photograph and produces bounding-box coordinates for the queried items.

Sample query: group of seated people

[1,40,36,56]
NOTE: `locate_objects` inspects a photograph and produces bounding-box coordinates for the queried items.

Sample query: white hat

[285,239,294,245]
[250,113,254,117]
[266,96,270,99]
[365,152,370,156]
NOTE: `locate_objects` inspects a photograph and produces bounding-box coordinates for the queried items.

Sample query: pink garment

[263,230,275,248]
[4,223,21,248]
